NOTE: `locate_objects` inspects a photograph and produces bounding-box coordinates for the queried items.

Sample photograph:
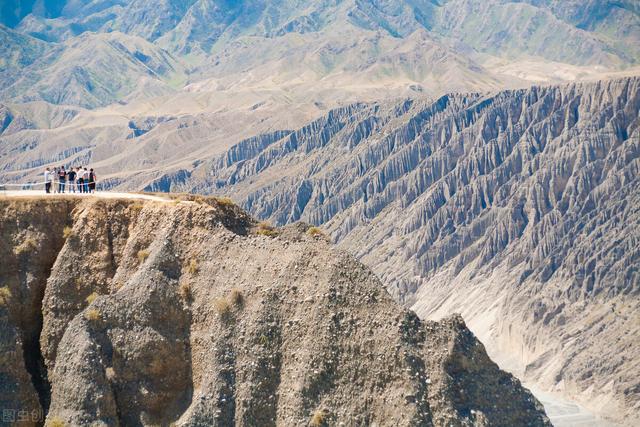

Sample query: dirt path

[0,189,171,202]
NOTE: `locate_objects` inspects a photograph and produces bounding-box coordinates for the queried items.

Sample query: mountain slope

[433,0,640,66]
[148,76,639,424]
[0,25,50,90]
[7,0,639,69]
[0,196,550,426]
[1,1,638,110]
[0,31,186,108]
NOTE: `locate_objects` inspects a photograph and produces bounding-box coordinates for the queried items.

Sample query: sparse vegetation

[0,286,12,306]
[215,196,235,207]
[137,249,150,264]
[187,258,198,275]
[230,288,244,306]
[130,202,144,213]
[85,292,99,305]
[46,417,66,427]
[213,288,246,319]
[149,358,166,376]
[63,226,73,239]
[105,367,116,381]
[307,226,326,238]
[310,409,329,427]
[179,281,191,300]
[213,297,232,318]
[14,237,38,255]
[259,334,269,346]
[85,308,101,322]
[256,221,278,237]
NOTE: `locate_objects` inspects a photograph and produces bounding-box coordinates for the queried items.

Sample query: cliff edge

[0,196,549,426]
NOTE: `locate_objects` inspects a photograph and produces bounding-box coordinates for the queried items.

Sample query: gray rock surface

[0,197,550,426]
[172,76,640,424]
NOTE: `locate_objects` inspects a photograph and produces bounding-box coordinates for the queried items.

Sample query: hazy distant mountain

[1,0,638,110]
[1,28,186,108]
[5,0,639,68]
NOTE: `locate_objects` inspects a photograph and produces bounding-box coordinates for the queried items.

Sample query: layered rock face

[178,77,640,423]
[0,197,549,426]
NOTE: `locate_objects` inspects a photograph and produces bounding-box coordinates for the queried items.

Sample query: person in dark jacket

[88,168,96,193]
[67,167,77,193]
[58,166,66,193]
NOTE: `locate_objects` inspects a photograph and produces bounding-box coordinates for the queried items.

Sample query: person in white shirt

[44,168,52,193]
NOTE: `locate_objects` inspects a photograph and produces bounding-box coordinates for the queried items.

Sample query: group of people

[44,166,97,194]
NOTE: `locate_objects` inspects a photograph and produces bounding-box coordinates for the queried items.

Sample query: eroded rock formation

[179,77,640,424]
[0,197,549,426]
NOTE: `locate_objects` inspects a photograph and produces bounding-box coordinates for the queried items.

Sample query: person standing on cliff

[77,166,84,193]
[88,168,96,193]
[44,168,52,194]
[68,167,77,193]
[52,167,59,193]
[82,167,90,193]
[58,166,67,193]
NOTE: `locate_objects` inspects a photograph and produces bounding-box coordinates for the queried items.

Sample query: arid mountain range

[1,0,640,111]
[1,1,639,426]
[174,76,638,424]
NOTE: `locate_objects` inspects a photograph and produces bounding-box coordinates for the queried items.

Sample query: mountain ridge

[1,0,639,110]
[134,76,639,425]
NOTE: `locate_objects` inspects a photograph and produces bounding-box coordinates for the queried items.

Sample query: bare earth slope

[0,196,549,426]
[154,77,640,424]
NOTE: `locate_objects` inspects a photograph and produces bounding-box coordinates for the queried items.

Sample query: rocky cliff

[173,76,640,424]
[0,196,549,426]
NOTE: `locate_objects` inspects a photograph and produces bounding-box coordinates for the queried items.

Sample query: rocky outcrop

[0,197,549,426]
[0,199,77,424]
[182,76,640,424]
